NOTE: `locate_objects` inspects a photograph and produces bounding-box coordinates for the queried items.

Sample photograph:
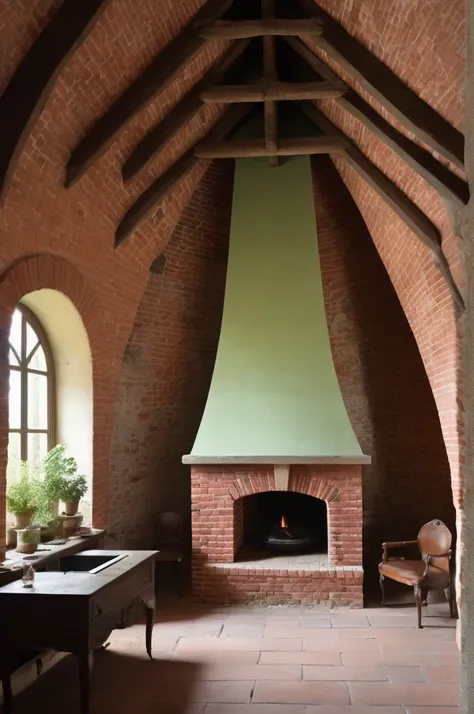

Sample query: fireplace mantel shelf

[182,454,371,465]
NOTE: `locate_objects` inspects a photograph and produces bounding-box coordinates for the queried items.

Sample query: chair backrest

[157,511,183,544]
[418,519,452,572]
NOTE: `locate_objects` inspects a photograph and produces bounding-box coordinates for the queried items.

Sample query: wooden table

[0,549,157,714]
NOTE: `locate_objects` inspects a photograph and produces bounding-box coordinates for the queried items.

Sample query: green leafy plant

[59,474,88,503]
[43,445,79,502]
[6,462,40,516]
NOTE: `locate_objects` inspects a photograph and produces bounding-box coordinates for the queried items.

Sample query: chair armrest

[381,540,417,563]
[422,550,452,564]
[422,550,452,576]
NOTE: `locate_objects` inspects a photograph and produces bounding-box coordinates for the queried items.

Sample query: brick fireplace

[188,460,364,607]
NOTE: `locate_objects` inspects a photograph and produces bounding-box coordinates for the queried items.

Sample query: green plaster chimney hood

[183,156,370,466]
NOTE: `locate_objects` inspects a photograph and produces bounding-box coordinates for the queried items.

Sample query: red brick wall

[313,156,456,580]
[108,161,234,547]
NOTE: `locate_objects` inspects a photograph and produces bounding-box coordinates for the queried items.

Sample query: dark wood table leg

[2,673,12,714]
[78,651,93,714]
[141,595,156,660]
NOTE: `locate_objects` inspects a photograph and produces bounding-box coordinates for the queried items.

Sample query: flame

[280,514,288,529]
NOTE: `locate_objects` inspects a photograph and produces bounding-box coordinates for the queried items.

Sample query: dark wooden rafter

[115,103,253,247]
[195,135,349,158]
[0,0,109,203]
[262,0,279,167]
[294,0,465,170]
[200,80,346,102]
[65,0,236,188]
[199,18,323,39]
[122,39,253,183]
[284,38,469,209]
[298,101,465,314]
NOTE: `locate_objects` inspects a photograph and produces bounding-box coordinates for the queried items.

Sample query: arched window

[7,305,55,484]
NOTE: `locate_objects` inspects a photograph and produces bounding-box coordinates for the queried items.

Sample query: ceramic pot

[64,501,79,516]
[6,526,16,548]
[16,527,41,555]
[14,512,34,530]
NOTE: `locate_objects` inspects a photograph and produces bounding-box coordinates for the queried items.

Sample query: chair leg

[421,586,429,606]
[449,579,456,619]
[379,574,385,605]
[414,586,423,628]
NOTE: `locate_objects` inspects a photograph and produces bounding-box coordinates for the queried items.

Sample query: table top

[0,550,158,597]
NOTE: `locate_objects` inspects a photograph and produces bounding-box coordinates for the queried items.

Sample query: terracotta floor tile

[265,626,339,640]
[205,705,305,714]
[197,663,302,680]
[259,651,341,665]
[221,624,266,637]
[171,650,260,664]
[175,637,302,652]
[349,682,459,706]
[383,666,425,682]
[421,666,459,682]
[304,638,381,652]
[330,617,370,628]
[405,707,460,714]
[252,680,350,704]
[304,707,404,714]
[437,653,460,665]
[198,680,254,703]
[303,666,386,681]
[296,619,332,628]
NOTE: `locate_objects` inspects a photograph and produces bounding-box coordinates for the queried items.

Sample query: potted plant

[59,474,88,516]
[16,526,41,555]
[6,463,40,529]
[43,445,78,515]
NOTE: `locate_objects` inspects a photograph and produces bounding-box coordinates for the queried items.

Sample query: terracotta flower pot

[14,511,34,530]
[64,501,79,516]
[16,527,40,555]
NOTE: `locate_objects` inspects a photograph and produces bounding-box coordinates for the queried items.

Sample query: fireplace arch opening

[238,491,328,563]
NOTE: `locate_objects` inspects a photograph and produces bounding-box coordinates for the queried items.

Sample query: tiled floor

[5,600,459,714]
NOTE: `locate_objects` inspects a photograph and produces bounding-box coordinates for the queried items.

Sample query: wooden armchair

[378,519,455,628]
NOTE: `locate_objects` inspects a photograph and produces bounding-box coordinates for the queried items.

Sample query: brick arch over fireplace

[193,465,362,566]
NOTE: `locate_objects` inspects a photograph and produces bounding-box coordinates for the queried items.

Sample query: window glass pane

[27,432,48,467]
[29,344,47,372]
[9,348,19,366]
[26,322,39,362]
[10,309,22,355]
[27,372,48,429]
[6,432,21,486]
[9,370,21,429]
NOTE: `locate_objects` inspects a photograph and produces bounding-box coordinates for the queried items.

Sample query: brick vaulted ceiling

[0,0,467,310]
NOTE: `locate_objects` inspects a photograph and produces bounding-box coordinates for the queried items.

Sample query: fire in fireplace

[242,491,328,556]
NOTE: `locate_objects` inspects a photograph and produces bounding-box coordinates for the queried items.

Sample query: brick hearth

[191,463,363,607]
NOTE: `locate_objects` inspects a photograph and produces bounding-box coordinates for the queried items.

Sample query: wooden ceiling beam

[295,0,465,170]
[195,136,349,158]
[65,0,236,188]
[200,18,323,39]
[122,39,253,182]
[262,0,279,167]
[115,103,253,247]
[298,101,465,314]
[285,38,469,208]
[201,80,346,102]
[0,0,109,204]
